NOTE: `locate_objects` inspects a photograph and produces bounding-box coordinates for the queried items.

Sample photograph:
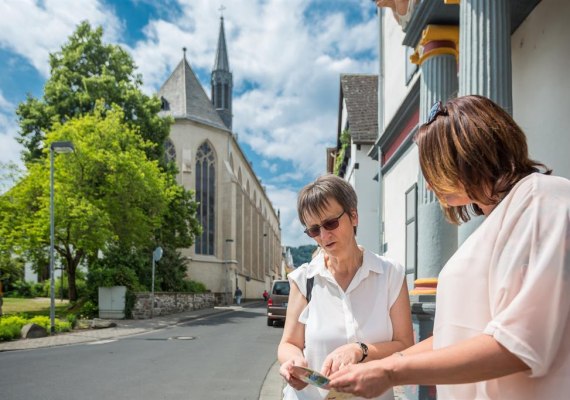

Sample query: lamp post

[50,141,74,334]
[150,246,163,318]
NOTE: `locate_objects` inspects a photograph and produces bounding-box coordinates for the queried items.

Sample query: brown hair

[415,95,551,224]
[297,174,357,227]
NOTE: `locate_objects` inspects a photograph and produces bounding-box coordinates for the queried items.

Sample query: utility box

[98,286,126,319]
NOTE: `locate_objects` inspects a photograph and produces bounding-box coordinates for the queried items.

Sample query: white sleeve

[287,263,308,298]
[484,190,570,377]
[387,261,405,308]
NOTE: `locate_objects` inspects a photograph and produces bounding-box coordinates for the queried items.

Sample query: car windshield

[272,281,290,295]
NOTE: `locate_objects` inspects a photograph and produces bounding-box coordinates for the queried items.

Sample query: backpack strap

[306,277,314,303]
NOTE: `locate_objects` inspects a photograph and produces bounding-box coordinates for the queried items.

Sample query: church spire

[211,13,233,130]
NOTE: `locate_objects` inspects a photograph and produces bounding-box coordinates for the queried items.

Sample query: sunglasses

[303,211,345,238]
[425,100,447,125]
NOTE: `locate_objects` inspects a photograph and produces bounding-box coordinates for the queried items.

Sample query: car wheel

[267,318,273,327]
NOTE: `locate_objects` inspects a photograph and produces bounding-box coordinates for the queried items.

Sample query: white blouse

[284,248,405,400]
[434,173,570,399]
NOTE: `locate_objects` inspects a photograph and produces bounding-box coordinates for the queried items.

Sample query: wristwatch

[357,342,368,363]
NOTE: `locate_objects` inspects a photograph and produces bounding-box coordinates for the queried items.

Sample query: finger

[321,358,332,376]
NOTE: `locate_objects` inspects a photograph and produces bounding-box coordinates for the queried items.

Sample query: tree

[289,245,318,266]
[16,21,170,163]
[0,106,186,301]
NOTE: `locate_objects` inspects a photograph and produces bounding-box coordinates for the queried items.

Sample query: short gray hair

[297,174,357,227]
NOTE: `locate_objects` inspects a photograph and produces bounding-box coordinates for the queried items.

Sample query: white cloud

[0,0,378,248]
[0,0,122,77]
[265,183,314,247]
[0,90,23,168]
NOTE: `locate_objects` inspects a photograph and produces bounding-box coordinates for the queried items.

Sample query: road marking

[86,339,117,345]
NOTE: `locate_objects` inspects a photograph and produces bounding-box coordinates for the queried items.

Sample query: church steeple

[211,15,233,130]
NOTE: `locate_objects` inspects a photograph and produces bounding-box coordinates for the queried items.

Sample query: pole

[150,257,155,318]
[49,148,56,334]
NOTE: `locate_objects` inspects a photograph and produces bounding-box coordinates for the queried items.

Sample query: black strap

[306,277,314,303]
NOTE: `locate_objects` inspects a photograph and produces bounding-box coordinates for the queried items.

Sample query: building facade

[158,17,282,301]
[367,0,569,398]
[330,74,381,254]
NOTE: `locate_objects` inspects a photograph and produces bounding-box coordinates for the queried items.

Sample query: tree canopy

[16,21,170,163]
[0,106,195,301]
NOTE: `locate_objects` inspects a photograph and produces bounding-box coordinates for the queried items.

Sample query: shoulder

[512,173,570,202]
[363,248,405,276]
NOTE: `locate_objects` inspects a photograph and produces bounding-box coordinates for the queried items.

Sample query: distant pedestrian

[262,290,269,301]
[234,287,243,305]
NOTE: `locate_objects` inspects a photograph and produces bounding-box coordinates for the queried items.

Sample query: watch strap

[357,342,368,363]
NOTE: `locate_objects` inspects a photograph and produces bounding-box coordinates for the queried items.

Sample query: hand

[320,343,362,376]
[280,357,309,391]
[328,359,394,399]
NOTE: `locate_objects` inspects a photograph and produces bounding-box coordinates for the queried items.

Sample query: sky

[0,0,379,247]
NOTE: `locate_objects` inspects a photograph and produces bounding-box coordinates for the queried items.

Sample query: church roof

[213,17,230,72]
[339,74,378,144]
[158,53,229,132]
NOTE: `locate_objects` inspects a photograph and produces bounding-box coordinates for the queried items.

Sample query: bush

[28,315,71,333]
[0,314,72,341]
[10,280,34,298]
[182,280,207,293]
[0,324,20,341]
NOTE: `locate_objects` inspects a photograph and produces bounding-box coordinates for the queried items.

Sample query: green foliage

[0,314,71,341]
[333,130,351,176]
[76,300,98,320]
[181,280,208,293]
[289,245,318,267]
[16,21,171,163]
[1,107,176,301]
[9,280,34,298]
[0,323,21,341]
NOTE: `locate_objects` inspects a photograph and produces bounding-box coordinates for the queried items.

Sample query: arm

[328,334,529,398]
[321,280,414,376]
[278,280,309,390]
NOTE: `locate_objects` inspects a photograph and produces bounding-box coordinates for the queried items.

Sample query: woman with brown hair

[278,174,413,400]
[328,95,570,399]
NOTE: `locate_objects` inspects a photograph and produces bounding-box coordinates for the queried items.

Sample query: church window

[164,138,176,164]
[216,84,222,109]
[195,142,216,255]
[223,84,229,109]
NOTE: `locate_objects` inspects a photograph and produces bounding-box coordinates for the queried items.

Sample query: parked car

[267,280,290,326]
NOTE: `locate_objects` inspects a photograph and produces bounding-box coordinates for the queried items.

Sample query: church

[157,16,282,301]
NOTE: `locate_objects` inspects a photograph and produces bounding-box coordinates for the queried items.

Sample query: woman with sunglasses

[328,95,570,399]
[278,174,413,400]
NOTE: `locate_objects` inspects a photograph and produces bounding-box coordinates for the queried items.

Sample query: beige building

[158,17,282,301]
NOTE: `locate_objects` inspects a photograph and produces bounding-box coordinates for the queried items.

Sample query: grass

[2,297,70,317]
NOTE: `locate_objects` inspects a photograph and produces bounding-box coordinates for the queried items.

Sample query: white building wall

[354,144,380,254]
[382,16,410,127]
[512,0,570,179]
[382,146,419,268]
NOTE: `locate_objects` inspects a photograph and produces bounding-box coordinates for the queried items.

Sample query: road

[0,304,283,400]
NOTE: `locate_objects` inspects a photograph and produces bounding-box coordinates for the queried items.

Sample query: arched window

[195,142,216,255]
[164,138,176,164]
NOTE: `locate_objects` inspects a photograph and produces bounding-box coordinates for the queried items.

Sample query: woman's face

[427,183,495,215]
[303,199,357,256]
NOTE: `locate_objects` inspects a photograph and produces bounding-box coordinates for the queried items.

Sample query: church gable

[158,52,229,132]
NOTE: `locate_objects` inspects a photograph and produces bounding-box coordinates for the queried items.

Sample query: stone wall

[132,292,228,319]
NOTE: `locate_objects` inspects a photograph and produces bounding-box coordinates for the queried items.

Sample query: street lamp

[150,246,163,318]
[49,141,74,334]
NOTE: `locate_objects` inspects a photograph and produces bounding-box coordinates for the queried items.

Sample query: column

[412,25,459,280]
[458,0,512,243]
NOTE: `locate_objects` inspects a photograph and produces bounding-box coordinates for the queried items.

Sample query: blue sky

[0,0,378,247]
